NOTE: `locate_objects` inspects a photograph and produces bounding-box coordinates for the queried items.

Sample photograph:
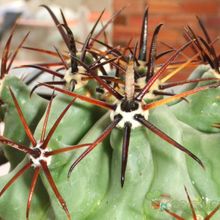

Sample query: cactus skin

[35,111,154,220]
[143,105,191,219]
[143,105,220,220]
[88,125,153,220]
[34,86,105,147]
[0,75,47,168]
[37,113,112,219]
[0,158,51,220]
[181,122,220,219]
[171,65,220,133]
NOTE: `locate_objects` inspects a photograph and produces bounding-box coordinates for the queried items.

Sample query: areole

[29,142,52,168]
[110,99,149,129]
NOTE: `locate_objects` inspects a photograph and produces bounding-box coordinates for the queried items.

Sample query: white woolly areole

[196,215,203,220]
[110,101,149,129]
[29,142,51,168]
[64,66,87,90]
[0,122,5,136]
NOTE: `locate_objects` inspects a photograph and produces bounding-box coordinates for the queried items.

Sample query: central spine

[125,60,135,101]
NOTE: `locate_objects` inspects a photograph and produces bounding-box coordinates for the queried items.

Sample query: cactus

[0,5,220,220]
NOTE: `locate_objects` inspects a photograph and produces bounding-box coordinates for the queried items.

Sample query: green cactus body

[171,65,220,133]
[164,64,212,107]
[33,76,106,148]
[37,113,111,219]
[0,75,47,168]
[181,121,220,219]
[141,105,196,219]
[0,74,106,219]
[175,64,211,93]
[88,124,153,220]
[0,158,51,220]
[150,119,220,220]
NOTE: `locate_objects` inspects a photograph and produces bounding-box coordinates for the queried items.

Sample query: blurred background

[0,0,219,63]
[114,0,220,47]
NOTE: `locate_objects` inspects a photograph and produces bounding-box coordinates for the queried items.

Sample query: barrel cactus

[0,5,220,220]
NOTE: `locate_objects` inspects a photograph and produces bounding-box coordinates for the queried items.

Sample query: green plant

[0,5,220,220]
